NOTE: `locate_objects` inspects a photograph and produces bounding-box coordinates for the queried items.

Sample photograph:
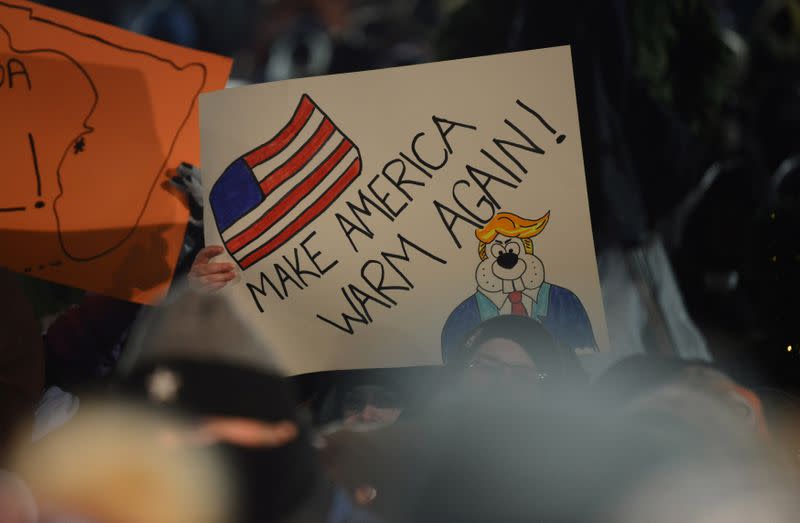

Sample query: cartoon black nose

[496,251,519,269]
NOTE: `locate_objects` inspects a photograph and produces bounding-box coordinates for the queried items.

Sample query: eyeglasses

[467,357,548,382]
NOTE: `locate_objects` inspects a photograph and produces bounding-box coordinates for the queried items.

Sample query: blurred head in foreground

[0,471,37,523]
[322,358,796,523]
[10,400,232,523]
[118,283,322,523]
[413,384,794,522]
[593,354,770,443]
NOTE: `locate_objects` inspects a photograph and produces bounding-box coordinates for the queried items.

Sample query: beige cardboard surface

[201,46,608,375]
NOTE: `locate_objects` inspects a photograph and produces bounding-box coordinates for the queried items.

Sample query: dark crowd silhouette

[2,0,799,522]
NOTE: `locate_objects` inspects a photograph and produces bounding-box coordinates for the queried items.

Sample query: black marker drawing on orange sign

[0,131,39,214]
[72,136,84,154]
[28,132,44,208]
[209,94,363,270]
[0,0,210,262]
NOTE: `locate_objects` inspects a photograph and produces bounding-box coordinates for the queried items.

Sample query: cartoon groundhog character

[441,211,597,362]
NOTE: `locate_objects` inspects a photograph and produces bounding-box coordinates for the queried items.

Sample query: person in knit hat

[118,282,379,523]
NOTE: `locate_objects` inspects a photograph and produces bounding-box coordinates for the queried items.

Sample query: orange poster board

[0,0,231,303]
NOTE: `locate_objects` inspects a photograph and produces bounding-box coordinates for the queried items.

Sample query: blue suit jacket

[441,282,597,362]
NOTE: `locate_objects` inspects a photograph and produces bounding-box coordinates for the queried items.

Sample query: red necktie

[507,291,528,316]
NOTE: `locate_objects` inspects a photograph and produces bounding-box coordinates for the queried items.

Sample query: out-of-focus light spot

[770,212,776,220]
[771,255,778,262]
[788,345,793,352]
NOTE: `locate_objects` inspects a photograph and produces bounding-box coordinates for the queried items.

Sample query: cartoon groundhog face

[473,211,550,295]
[475,235,545,294]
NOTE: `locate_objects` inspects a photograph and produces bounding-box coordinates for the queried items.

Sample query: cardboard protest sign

[0,0,231,303]
[201,46,608,374]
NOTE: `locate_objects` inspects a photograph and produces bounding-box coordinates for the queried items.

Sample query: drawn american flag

[209,94,362,269]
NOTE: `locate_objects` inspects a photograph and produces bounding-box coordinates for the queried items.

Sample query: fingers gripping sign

[188,246,238,292]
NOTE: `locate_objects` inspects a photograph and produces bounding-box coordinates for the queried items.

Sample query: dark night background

[22,0,800,396]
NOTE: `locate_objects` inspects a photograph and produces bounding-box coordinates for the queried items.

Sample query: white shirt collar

[479,285,541,310]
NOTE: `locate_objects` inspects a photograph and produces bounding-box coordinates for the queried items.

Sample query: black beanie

[122,358,319,523]
[117,285,320,522]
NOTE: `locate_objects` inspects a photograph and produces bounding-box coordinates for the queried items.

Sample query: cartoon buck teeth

[441,211,597,362]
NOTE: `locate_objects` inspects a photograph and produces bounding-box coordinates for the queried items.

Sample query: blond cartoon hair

[476,211,550,260]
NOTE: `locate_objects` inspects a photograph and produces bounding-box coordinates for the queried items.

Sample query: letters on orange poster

[0,0,231,303]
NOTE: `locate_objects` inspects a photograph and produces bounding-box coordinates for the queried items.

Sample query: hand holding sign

[188,246,237,292]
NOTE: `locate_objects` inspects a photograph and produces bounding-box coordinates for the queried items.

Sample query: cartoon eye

[506,241,521,256]
[490,243,505,258]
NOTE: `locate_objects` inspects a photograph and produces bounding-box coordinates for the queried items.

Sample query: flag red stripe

[239,157,362,269]
[259,118,335,195]
[227,139,353,254]
[243,96,315,168]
